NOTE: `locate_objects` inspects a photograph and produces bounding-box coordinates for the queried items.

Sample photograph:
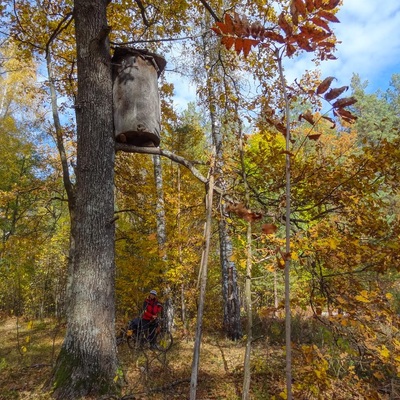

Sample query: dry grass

[2,317,391,399]
[0,317,284,400]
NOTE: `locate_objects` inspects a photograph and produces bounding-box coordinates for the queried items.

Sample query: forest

[0,0,400,399]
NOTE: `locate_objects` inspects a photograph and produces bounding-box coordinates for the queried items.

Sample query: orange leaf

[211,25,226,36]
[262,223,278,235]
[221,36,235,50]
[224,13,235,32]
[318,10,340,23]
[314,0,323,8]
[242,38,259,57]
[234,38,244,54]
[316,76,335,94]
[324,85,348,101]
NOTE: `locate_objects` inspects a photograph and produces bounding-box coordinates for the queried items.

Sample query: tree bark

[153,154,174,330]
[48,1,120,398]
[190,158,215,400]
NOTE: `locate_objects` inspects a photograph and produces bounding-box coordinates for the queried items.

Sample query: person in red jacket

[129,290,162,346]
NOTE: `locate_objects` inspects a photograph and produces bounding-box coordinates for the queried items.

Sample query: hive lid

[112,47,166,77]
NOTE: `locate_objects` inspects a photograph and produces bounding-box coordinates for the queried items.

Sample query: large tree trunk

[49,1,119,398]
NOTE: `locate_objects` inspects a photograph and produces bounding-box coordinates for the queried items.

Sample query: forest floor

[0,316,285,400]
[0,316,396,399]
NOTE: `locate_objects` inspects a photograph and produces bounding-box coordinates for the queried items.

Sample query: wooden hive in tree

[112,47,166,147]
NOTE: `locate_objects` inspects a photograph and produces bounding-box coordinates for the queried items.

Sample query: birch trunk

[153,154,174,330]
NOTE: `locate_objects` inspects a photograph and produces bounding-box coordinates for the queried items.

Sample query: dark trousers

[128,318,157,343]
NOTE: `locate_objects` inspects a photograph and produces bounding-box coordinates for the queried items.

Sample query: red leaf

[286,43,296,57]
[262,223,278,235]
[311,17,331,32]
[316,76,335,94]
[324,0,341,10]
[300,110,315,125]
[335,108,358,122]
[318,10,340,23]
[306,0,314,12]
[332,96,357,108]
[308,133,321,141]
[221,36,235,50]
[324,85,348,101]
[279,12,293,36]
[295,34,314,51]
[264,31,285,43]
[293,0,307,17]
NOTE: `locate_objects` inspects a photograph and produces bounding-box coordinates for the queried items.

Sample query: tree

[48,1,119,398]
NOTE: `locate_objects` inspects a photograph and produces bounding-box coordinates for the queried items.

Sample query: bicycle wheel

[154,330,173,352]
[127,330,141,350]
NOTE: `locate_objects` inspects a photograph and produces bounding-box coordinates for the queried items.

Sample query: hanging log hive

[112,47,166,147]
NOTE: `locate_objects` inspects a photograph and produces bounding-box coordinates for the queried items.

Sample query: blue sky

[167,0,400,111]
[284,0,400,93]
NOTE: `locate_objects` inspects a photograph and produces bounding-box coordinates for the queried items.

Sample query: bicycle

[116,318,173,352]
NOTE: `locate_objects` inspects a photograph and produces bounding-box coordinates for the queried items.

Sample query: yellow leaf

[386,293,393,300]
[355,295,370,303]
[373,371,385,380]
[25,336,30,343]
[113,375,119,383]
[21,346,27,353]
[279,391,287,399]
[378,345,390,359]
[328,238,337,249]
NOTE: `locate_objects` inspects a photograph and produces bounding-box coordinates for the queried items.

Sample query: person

[129,289,163,346]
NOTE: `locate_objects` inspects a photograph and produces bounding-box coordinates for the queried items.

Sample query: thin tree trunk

[190,158,215,400]
[242,223,253,400]
[153,154,174,330]
[197,11,242,341]
[277,51,292,400]
[238,117,254,399]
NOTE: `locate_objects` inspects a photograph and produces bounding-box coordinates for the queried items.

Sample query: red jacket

[142,297,162,321]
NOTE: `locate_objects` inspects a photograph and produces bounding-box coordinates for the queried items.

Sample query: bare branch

[199,0,221,22]
[115,143,225,196]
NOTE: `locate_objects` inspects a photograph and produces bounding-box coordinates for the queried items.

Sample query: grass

[0,316,397,399]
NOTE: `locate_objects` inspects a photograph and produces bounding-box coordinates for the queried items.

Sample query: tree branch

[115,143,226,196]
[199,0,221,22]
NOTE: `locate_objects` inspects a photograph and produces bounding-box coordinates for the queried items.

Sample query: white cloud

[284,0,400,92]
[168,0,400,111]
